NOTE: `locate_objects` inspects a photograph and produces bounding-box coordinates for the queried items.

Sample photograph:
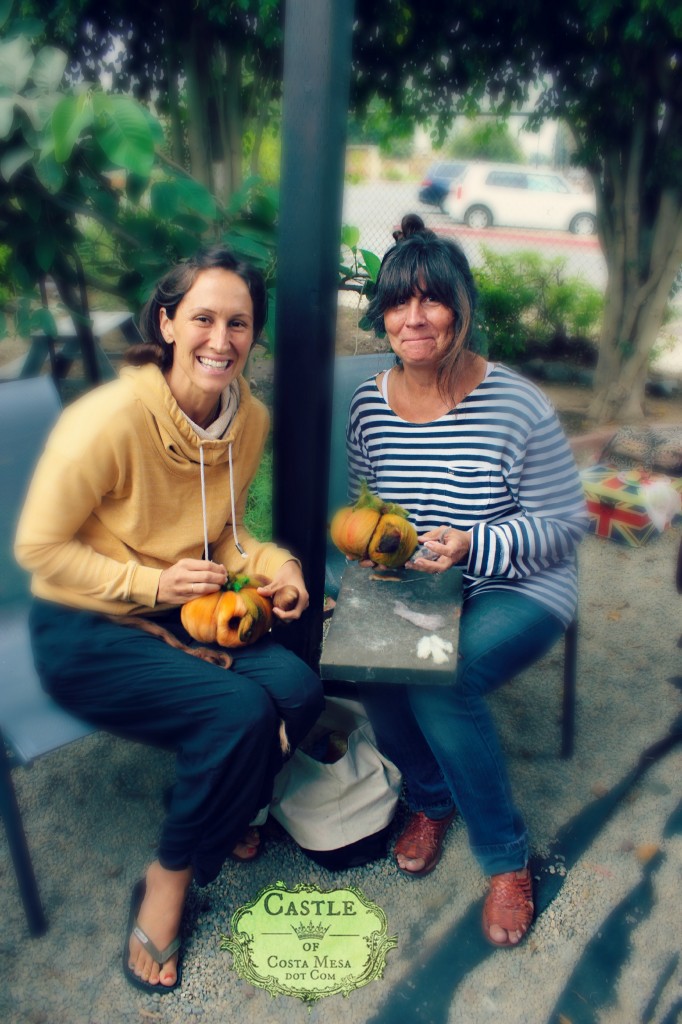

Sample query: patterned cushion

[600,426,682,474]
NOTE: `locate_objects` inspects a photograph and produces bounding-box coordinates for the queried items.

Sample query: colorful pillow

[601,426,682,474]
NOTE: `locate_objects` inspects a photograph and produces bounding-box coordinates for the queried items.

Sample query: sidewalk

[1,528,681,1024]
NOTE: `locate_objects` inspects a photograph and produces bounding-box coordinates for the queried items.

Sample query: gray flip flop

[122,879,182,994]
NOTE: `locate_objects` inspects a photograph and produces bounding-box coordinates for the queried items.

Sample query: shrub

[474,248,603,361]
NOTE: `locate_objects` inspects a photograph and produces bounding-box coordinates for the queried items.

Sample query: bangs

[378,248,454,308]
[367,236,473,334]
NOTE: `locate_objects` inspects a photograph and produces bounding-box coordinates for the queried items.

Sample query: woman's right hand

[157,558,227,605]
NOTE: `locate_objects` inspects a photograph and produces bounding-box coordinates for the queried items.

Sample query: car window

[486,171,527,189]
[527,174,570,193]
[433,163,464,179]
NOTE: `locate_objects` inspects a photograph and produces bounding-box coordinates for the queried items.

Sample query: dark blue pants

[29,600,324,885]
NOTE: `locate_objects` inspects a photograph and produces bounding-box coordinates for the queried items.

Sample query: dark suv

[418,161,467,211]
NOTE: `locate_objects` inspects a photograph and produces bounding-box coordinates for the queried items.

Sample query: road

[342,181,606,289]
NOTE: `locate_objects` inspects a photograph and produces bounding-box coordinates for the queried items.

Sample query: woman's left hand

[407,526,472,574]
[257,560,309,620]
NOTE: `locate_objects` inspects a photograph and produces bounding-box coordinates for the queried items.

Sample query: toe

[396,853,426,873]
[159,957,178,987]
[487,922,509,945]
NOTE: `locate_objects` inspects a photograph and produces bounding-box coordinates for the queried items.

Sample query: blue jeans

[361,588,564,876]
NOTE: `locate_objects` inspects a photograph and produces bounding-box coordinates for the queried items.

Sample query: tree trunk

[587,130,682,424]
[52,251,99,385]
[165,50,185,166]
[212,42,243,202]
[181,25,214,193]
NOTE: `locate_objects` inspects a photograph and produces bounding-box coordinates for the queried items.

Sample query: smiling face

[160,268,254,425]
[383,289,456,369]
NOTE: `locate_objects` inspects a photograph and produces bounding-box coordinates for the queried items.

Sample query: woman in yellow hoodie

[15,245,324,994]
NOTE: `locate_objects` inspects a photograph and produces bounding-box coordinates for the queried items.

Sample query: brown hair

[126,245,267,370]
[367,232,477,402]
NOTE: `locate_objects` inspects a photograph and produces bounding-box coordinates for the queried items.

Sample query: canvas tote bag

[270,697,402,869]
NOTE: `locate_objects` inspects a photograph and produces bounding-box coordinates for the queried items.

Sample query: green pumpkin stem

[354,480,410,520]
[224,573,251,592]
[354,479,384,512]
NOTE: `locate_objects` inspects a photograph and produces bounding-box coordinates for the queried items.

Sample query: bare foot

[128,861,192,988]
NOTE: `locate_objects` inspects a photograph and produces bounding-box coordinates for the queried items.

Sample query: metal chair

[324,354,579,759]
[0,377,97,936]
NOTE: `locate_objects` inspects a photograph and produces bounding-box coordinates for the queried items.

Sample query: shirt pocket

[445,461,496,509]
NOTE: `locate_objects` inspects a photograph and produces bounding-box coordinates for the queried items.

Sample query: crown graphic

[291,922,330,941]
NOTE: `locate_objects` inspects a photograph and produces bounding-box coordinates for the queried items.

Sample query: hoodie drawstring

[228,443,247,558]
[198,442,247,562]
[199,443,209,560]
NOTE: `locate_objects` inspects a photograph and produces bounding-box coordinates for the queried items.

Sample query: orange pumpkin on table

[330,481,418,568]
[181,574,298,648]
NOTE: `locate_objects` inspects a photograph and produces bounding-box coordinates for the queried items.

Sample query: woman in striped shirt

[347,230,588,947]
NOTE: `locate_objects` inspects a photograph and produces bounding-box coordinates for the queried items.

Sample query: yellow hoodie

[15,363,295,616]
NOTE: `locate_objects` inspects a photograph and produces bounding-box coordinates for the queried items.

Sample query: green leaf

[0,311,7,337]
[35,152,65,192]
[0,35,33,92]
[124,171,149,203]
[35,234,56,271]
[359,248,382,282]
[92,94,155,175]
[30,306,56,335]
[341,224,360,249]
[0,95,13,137]
[0,144,32,181]
[52,93,94,163]
[0,0,12,32]
[9,18,43,38]
[172,175,217,218]
[223,230,271,265]
[30,46,67,92]
[149,181,177,219]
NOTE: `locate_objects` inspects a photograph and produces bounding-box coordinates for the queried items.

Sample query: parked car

[418,161,467,211]
[443,162,597,235]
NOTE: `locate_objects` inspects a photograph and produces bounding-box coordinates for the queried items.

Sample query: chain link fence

[338,152,607,367]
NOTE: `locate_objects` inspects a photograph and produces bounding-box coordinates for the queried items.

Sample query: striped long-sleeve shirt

[346,363,588,627]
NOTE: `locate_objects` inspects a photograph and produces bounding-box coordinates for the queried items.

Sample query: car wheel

[569,213,596,235]
[465,206,492,229]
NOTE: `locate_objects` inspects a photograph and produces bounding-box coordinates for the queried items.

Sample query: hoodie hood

[120,363,254,468]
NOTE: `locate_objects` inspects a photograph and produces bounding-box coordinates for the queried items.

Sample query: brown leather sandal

[482,867,534,947]
[394,810,456,877]
[231,826,261,862]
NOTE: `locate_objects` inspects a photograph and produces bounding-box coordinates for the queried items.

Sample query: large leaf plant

[0,0,278,382]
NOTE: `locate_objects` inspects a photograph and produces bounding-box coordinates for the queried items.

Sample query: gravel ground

[1,525,681,1024]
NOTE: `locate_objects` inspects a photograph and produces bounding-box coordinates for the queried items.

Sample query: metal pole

[272,0,354,667]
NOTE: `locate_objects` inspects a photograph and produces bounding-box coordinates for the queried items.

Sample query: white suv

[443,162,597,235]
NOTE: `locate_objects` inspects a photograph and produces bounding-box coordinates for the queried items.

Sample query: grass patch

[244,449,273,542]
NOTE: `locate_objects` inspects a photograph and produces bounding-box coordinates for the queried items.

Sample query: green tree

[448,120,524,163]
[24,0,284,201]
[352,0,682,424]
[0,1,278,381]
[347,96,413,157]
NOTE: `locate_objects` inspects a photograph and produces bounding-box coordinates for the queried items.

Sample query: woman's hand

[257,560,310,621]
[407,526,471,574]
[157,558,227,605]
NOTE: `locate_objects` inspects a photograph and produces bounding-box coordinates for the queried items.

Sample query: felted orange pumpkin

[181,574,298,649]
[330,481,418,568]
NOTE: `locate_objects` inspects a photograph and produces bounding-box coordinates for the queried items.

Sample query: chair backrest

[0,377,96,765]
[327,352,395,514]
[0,377,62,607]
